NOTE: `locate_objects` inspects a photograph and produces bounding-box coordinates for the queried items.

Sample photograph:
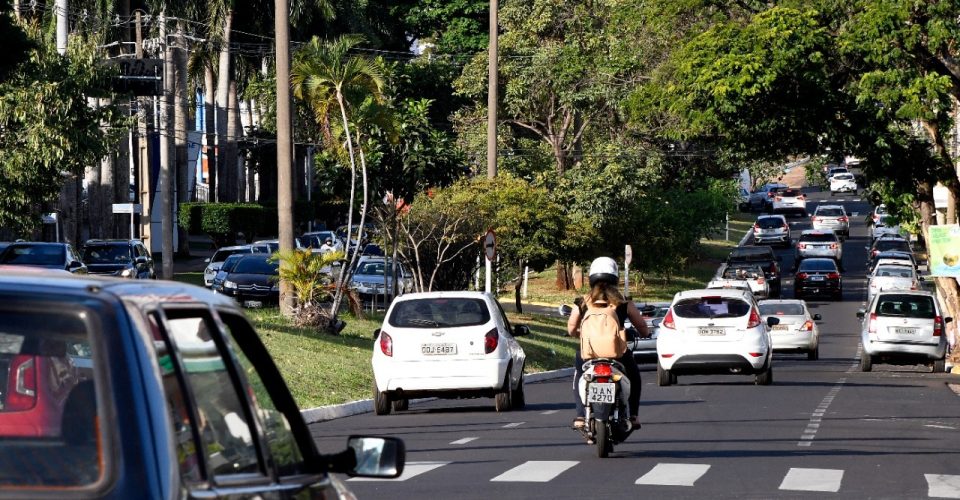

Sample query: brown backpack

[578,300,627,359]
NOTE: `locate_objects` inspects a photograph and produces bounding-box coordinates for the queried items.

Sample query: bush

[178,202,269,247]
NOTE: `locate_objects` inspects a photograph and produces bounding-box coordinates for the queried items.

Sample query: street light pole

[486,0,498,179]
[276,0,295,316]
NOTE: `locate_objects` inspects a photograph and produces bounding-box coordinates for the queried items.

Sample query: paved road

[311,188,960,499]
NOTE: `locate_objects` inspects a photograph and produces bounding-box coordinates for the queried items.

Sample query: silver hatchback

[796,230,843,269]
[858,291,952,372]
[811,205,849,240]
[753,215,791,248]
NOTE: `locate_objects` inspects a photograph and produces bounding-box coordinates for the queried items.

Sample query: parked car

[0,242,87,274]
[80,239,155,279]
[858,291,951,372]
[299,231,343,253]
[829,173,857,195]
[202,245,253,287]
[0,268,404,496]
[811,204,850,240]
[0,242,10,255]
[738,187,751,211]
[796,230,843,269]
[748,183,788,212]
[350,256,413,303]
[759,299,822,360]
[752,214,791,248]
[869,204,888,226]
[252,239,280,254]
[714,263,769,298]
[727,246,782,297]
[211,253,247,291]
[371,292,528,414]
[794,257,842,300]
[772,188,807,216]
[867,263,921,304]
[871,216,902,241]
[869,251,918,274]
[629,302,670,362]
[656,289,776,386]
[217,254,280,307]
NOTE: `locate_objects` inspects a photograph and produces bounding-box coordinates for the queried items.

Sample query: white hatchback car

[202,245,253,287]
[372,292,528,414]
[772,188,807,216]
[858,291,952,372]
[759,299,821,360]
[867,263,921,305]
[656,289,776,386]
[830,172,857,195]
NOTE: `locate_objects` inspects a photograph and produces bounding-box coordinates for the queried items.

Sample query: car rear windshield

[781,189,801,197]
[82,244,132,264]
[759,303,805,316]
[875,294,936,319]
[834,174,854,180]
[0,245,64,266]
[388,298,491,328]
[817,208,845,217]
[672,297,751,319]
[874,266,914,278]
[798,259,837,272]
[756,218,784,229]
[233,258,278,275]
[0,305,102,489]
[874,240,910,252]
[800,233,837,242]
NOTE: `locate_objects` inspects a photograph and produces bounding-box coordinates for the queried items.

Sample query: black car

[794,258,842,300]
[218,254,280,306]
[0,242,87,274]
[0,268,403,497]
[868,238,912,264]
[727,246,783,297]
[81,239,155,279]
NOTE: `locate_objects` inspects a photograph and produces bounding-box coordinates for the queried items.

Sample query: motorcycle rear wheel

[596,423,611,458]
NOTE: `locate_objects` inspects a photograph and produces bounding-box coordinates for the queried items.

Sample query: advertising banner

[928,224,960,277]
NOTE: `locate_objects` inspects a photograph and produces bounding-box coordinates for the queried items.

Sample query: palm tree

[292,34,386,331]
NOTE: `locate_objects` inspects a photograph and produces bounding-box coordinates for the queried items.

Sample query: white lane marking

[350,461,449,482]
[542,410,559,415]
[450,437,479,445]
[797,378,846,447]
[926,425,957,430]
[490,461,578,482]
[635,463,711,486]
[780,468,844,492]
[926,474,960,498]
[503,422,525,428]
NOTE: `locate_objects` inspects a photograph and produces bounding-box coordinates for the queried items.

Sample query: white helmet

[588,257,619,287]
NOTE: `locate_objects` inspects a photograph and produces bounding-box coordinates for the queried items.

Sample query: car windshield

[0,305,100,488]
[729,249,774,261]
[875,294,936,319]
[233,258,278,275]
[875,266,914,278]
[82,245,131,264]
[357,262,387,275]
[817,208,845,217]
[388,298,491,328]
[874,240,910,252]
[801,234,837,243]
[221,255,245,273]
[672,297,751,319]
[212,248,249,263]
[756,218,784,229]
[799,259,837,272]
[759,303,805,316]
[0,245,64,266]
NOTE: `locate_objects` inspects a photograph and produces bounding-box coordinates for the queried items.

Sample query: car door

[493,299,526,384]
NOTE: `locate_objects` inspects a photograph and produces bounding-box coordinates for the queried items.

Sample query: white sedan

[759,299,821,360]
[372,292,527,414]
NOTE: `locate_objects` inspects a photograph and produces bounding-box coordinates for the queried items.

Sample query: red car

[0,340,83,438]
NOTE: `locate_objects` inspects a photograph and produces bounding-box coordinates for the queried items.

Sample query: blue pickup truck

[0,267,403,498]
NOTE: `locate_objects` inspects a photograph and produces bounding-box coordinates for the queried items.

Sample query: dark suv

[727,246,783,297]
[81,239,155,279]
[0,268,404,497]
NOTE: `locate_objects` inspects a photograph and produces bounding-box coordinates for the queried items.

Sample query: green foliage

[402,0,489,54]
[178,203,270,247]
[272,249,343,305]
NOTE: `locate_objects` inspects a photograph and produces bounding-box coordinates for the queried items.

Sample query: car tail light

[660,354,674,358]
[799,195,806,200]
[768,192,775,197]
[802,320,814,331]
[484,328,499,354]
[830,243,838,249]
[798,243,807,249]
[775,196,783,201]
[748,352,764,357]
[662,310,676,330]
[872,214,880,222]
[797,272,809,279]
[868,313,877,334]
[6,355,37,411]
[827,272,840,279]
[747,308,762,329]
[811,216,819,222]
[839,216,848,222]
[380,332,393,357]
[757,277,765,285]
[872,250,879,257]
[782,224,789,230]
[935,316,943,337]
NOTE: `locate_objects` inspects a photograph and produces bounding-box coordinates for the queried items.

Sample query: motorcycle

[575,358,635,457]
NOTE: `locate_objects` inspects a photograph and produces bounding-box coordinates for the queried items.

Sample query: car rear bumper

[755,233,789,244]
[658,337,769,372]
[795,281,841,296]
[374,358,509,392]
[862,338,945,359]
[661,353,769,375]
[772,333,817,351]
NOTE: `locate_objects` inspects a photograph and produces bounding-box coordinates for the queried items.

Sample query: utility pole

[276,0,295,315]
[159,13,174,279]
[55,0,67,55]
[486,0,498,179]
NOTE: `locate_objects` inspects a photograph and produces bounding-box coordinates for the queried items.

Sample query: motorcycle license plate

[587,383,615,404]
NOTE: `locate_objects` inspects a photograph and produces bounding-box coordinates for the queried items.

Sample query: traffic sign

[112,203,142,214]
[625,244,633,266]
[484,229,497,262]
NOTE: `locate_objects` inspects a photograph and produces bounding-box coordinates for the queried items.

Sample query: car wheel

[859,352,873,372]
[373,381,392,415]
[808,346,819,361]
[511,374,526,410]
[495,372,513,412]
[755,364,773,385]
[392,398,409,412]
[933,358,946,373]
[657,363,673,387]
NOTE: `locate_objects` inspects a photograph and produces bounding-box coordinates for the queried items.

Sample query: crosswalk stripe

[349,461,449,482]
[926,474,960,498]
[490,461,578,482]
[450,437,478,445]
[636,463,711,486]
[780,468,843,492]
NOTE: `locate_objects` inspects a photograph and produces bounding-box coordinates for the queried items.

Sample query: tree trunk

[328,90,360,327]
[204,66,216,201]
[174,27,190,255]
[215,10,234,202]
[85,163,101,239]
[228,79,242,202]
[555,261,573,290]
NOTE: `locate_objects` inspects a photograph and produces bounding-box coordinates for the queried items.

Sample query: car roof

[393,291,492,302]
[84,239,142,245]
[674,288,754,300]
[215,245,252,251]
[758,299,806,306]
[6,242,67,248]
[815,204,844,211]
[757,214,786,220]
[800,230,836,236]
[798,257,837,265]
[874,290,935,298]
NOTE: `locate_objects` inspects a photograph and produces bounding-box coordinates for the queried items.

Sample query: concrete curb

[738,227,754,247]
[300,367,576,424]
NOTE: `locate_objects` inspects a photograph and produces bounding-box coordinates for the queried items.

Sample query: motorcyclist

[567,257,649,430]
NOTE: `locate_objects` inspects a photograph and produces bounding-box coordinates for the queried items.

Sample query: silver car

[795,230,843,269]
[202,245,254,287]
[759,299,822,360]
[753,215,791,248]
[628,302,670,362]
[858,291,951,372]
[811,204,849,240]
[867,263,921,304]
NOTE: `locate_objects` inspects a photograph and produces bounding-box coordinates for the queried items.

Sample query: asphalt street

[311,188,960,500]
